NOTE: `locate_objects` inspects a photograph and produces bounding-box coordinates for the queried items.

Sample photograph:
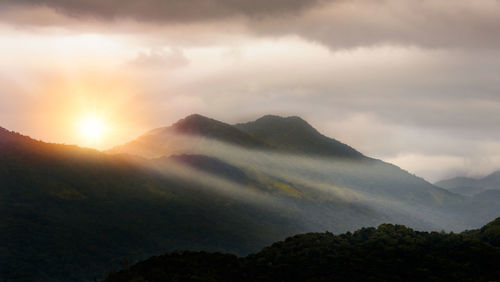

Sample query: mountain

[0,128,301,281]
[109,114,365,159]
[170,114,270,149]
[235,115,364,159]
[166,154,254,185]
[109,114,269,157]
[2,115,499,281]
[436,170,500,196]
[112,114,463,224]
[1,123,445,281]
[104,217,500,282]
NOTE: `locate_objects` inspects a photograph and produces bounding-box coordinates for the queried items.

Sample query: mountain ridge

[436,170,500,196]
[110,114,365,160]
[108,114,271,157]
[235,115,365,159]
[170,114,270,149]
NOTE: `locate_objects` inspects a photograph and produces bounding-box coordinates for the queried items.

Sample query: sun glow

[79,115,107,143]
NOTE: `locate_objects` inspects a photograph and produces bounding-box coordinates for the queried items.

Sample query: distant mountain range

[1,114,500,281]
[436,170,500,196]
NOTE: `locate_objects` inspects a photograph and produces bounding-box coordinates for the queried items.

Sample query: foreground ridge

[105,218,500,282]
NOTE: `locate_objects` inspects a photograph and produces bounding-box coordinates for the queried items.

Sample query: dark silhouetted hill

[104,217,500,282]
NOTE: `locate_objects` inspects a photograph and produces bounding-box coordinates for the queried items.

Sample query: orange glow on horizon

[18,70,157,151]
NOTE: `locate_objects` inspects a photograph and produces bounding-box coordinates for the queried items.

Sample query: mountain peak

[177,113,211,123]
[172,114,222,132]
[255,114,308,125]
[251,115,321,136]
[235,115,364,159]
[113,114,365,159]
[255,114,309,124]
[166,114,269,148]
[256,114,305,121]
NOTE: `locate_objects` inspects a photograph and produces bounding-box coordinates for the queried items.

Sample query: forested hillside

[105,218,500,282]
[0,128,301,281]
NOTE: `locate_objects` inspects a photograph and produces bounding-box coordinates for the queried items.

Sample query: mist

[113,132,486,233]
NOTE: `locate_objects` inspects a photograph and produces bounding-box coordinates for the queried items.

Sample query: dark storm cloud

[0,0,324,22]
[2,0,500,50]
[251,0,500,49]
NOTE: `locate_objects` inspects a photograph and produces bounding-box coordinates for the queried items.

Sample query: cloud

[251,0,500,49]
[122,40,500,182]
[2,0,500,50]
[1,0,500,181]
[130,48,189,69]
[0,0,323,23]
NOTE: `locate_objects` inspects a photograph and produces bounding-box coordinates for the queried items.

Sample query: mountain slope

[436,171,500,196]
[235,115,364,159]
[0,128,301,281]
[111,114,463,225]
[4,124,445,281]
[3,115,498,281]
[166,154,254,185]
[104,217,500,282]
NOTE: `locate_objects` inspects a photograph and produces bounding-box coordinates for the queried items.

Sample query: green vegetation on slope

[0,129,301,281]
[105,218,500,282]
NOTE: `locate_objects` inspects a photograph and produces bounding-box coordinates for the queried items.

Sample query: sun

[79,115,107,143]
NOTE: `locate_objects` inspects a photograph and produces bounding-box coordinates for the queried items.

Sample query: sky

[0,0,499,182]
